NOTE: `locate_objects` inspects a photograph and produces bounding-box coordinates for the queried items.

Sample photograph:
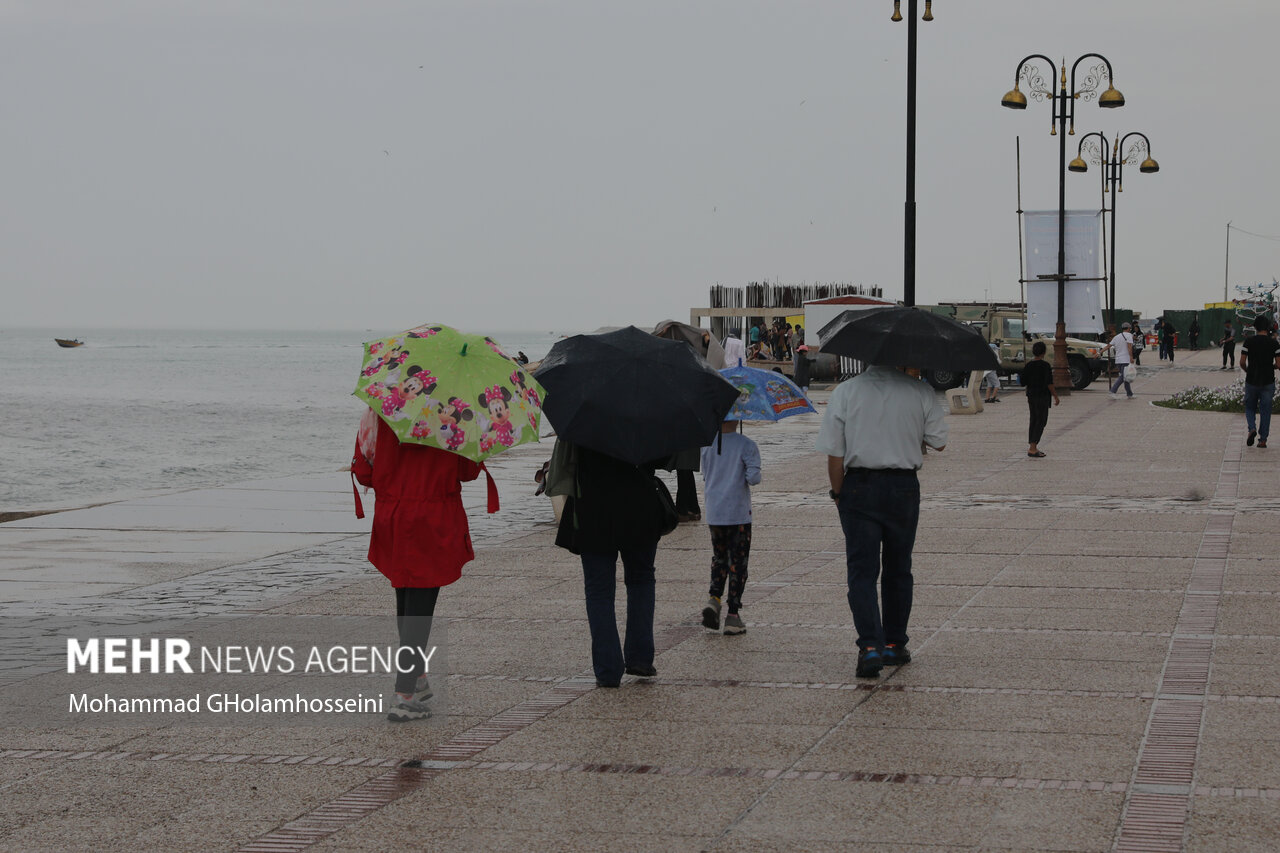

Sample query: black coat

[555,446,665,555]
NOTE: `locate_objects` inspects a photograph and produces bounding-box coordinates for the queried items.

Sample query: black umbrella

[817,307,998,371]
[534,326,741,465]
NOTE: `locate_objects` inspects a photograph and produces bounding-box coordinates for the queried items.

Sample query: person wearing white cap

[1103,322,1136,399]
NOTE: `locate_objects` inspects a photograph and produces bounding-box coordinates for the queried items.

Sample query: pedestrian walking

[553,442,667,687]
[1240,316,1280,449]
[815,364,949,678]
[1131,321,1144,365]
[1162,321,1177,362]
[1189,316,1200,350]
[793,344,812,393]
[1221,320,1237,369]
[1021,341,1060,457]
[350,409,489,722]
[698,420,762,636]
[983,342,1002,403]
[1104,322,1136,399]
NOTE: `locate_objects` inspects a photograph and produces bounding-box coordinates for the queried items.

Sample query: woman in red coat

[352,413,490,722]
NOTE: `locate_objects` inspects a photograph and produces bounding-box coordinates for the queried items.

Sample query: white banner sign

[1023,210,1104,335]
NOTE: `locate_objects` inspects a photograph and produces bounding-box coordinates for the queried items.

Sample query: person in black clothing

[554,443,667,687]
[1131,321,1144,365]
[1221,320,1237,369]
[1240,316,1280,449]
[1022,340,1060,457]
[1162,321,1177,362]
[1189,317,1200,350]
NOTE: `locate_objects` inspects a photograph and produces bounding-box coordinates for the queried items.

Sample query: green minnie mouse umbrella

[353,324,545,463]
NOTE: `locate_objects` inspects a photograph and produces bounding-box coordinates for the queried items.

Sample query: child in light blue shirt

[699,420,762,635]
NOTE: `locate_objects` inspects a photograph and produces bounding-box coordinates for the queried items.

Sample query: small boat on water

[54,338,84,348]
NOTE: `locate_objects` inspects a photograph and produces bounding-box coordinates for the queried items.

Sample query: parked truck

[918,305,1108,392]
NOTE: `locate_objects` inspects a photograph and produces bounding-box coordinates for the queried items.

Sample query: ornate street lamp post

[891,0,934,307]
[1069,132,1160,338]
[1001,54,1126,394]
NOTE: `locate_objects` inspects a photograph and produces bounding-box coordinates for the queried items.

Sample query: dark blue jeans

[580,544,657,683]
[837,470,920,651]
[1245,382,1275,440]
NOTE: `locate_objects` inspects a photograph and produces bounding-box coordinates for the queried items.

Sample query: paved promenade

[2,348,1278,852]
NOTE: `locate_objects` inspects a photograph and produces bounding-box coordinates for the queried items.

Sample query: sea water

[0,327,569,512]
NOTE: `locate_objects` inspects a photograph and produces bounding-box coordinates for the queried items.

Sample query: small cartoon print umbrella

[352,324,544,463]
[718,363,816,422]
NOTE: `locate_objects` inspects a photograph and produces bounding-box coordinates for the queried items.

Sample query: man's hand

[826,456,844,498]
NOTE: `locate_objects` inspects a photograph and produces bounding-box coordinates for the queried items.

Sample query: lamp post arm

[1074,131,1107,161]
[1068,53,1118,131]
[1069,52,1116,95]
[1011,54,1057,95]
[1118,131,1153,164]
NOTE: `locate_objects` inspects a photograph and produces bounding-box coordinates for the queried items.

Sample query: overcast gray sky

[4,1,1277,331]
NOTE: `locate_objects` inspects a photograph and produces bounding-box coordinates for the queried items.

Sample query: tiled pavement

[2,350,1279,852]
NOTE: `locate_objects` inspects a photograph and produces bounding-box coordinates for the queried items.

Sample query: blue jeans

[837,470,920,650]
[580,544,657,683]
[1109,364,1132,396]
[1245,382,1275,440]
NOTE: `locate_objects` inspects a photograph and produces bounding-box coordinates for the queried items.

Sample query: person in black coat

[555,444,667,687]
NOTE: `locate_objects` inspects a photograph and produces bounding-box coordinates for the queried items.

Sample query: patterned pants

[708,524,752,613]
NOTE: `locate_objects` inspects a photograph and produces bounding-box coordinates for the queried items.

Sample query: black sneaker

[624,664,657,678]
[882,644,912,666]
[1248,430,1257,447]
[701,596,722,630]
[387,697,431,723]
[855,648,883,679]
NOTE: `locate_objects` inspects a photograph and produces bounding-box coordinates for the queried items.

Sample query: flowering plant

[1156,378,1280,413]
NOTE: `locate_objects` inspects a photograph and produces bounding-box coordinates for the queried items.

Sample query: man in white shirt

[1105,322,1136,399]
[722,336,747,368]
[815,364,948,679]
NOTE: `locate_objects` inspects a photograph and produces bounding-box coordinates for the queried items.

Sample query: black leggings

[1223,342,1235,367]
[1028,396,1051,445]
[394,587,440,694]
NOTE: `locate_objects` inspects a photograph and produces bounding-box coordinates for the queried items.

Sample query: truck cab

[922,309,1107,391]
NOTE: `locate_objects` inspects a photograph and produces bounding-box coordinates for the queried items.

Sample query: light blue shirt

[699,432,762,526]
[815,366,949,471]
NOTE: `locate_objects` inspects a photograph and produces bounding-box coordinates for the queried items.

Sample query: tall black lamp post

[891,0,934,307]
[1001,54,1126,394]
[1069,132,1160,338]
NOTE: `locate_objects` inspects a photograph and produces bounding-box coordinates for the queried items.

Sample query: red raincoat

[351,418,496,588]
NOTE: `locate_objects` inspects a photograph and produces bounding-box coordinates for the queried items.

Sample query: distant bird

[713,206,717,213]
[383,150,390,156]
[800,99,806,106]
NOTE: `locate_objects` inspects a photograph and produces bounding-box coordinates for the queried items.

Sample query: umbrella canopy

[353,324,544,463]
[534,326,740,465]
[817,307,998,371]
[652,320,727,369]
[718,364,816,422]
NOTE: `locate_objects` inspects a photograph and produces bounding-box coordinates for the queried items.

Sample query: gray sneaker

[388,697,431,723]
[413,675,432,702]
[701,596,722,630]
[723,613,746,635]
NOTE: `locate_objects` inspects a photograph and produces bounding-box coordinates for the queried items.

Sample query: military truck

[919,306,1108,392]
